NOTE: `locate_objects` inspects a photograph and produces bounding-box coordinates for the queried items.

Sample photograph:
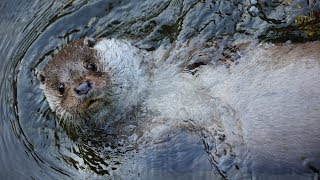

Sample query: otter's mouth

[82,98,101,109]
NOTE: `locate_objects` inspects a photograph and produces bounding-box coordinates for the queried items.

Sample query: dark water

[0,0,319,179]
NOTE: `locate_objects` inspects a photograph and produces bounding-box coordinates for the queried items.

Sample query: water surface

[0,0,319,179]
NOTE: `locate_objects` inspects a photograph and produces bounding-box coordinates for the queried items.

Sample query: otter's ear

[37,71,46,84]
[84,37,96,48]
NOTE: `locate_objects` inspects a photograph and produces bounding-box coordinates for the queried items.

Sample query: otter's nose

[74,81,92,95]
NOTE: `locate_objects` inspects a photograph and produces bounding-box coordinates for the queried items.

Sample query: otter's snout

[74,81,92,95]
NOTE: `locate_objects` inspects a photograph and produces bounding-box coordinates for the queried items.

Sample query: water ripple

[0,0,319,179]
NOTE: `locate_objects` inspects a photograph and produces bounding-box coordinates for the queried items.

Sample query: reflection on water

[0,0,319,179]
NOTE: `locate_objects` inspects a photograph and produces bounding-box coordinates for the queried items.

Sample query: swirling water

[0,0,319,179]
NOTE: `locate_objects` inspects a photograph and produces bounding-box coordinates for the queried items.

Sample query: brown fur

[39,39,112,118]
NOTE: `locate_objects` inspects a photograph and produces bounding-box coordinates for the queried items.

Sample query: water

[0,0,319,179]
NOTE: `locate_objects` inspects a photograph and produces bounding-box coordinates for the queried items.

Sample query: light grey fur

[94,39,320,173]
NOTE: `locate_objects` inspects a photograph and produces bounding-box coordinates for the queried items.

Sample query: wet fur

[38,38,320,174]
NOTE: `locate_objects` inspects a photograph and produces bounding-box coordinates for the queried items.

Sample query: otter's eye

[39,74,46,83]
[86,63,97,71]
[58,83,65,94]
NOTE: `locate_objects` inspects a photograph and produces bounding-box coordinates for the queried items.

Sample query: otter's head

[38,38,112,121]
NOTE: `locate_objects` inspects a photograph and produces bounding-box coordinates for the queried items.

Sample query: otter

[38,37,320,176]
[38,38,150,125]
